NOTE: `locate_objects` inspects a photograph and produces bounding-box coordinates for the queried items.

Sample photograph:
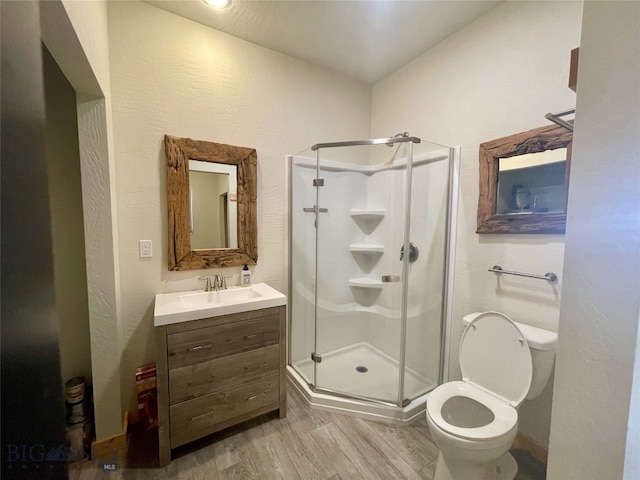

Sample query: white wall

[547,2,640,478]
[371,1,582,447]
[40,0,123,440]
[107,1,371,416]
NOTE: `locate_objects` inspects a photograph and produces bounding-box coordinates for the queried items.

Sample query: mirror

[477,124,572,234]
[189,161,238,250]
[165,135,257,270]
[497,148,567,215]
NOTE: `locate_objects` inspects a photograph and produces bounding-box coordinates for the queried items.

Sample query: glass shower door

[289,150,320,387]
[313,143,411,406]
[403,143,453,401]
[290,137,453,409]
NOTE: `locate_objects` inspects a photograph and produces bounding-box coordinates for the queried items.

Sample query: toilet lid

[459,311,532,407]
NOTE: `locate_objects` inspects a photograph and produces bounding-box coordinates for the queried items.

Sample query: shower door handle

[303,205,328,228]
[303,206,328,213]
[382,275,400,283]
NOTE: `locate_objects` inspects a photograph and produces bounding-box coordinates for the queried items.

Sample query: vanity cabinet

[155,305,286,465]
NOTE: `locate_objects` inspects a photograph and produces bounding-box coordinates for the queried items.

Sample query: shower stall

[288,135,459,424]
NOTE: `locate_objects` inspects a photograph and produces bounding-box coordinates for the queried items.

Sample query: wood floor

[69,385,545,479]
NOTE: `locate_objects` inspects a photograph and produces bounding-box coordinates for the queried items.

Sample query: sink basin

[180,287,262,308]
[154,283,286,326]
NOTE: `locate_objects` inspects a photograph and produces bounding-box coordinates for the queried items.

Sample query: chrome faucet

[199,274,231,292]
[213,274,230,291]
[198,276,214,292]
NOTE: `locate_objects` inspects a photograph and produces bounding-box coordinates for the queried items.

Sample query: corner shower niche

[349,208,386,295]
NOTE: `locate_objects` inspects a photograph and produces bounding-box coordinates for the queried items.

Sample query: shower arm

[311,136,421,151]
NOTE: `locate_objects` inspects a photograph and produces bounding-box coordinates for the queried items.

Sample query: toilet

[426,311,557,480]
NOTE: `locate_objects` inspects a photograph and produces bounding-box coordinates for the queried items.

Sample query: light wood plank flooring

[69,385,545,479]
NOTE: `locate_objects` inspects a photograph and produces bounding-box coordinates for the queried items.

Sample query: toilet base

[434,451,518,480]
[496,452,518,480]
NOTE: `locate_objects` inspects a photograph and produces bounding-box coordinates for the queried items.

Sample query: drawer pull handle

[190,410,215,422]
[243,334,260,340]
[246,394,260,401]
[188,343,213,352]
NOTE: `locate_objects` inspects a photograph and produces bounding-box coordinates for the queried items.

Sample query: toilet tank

[463,312,557,400]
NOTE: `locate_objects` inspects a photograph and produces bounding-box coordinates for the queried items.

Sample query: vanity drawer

[169,344,279,405]
[169,374,279,448]
[167,315,279,369]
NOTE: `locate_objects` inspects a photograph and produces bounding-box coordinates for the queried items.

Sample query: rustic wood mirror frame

[165,135,257,270]
[477,124,573,234]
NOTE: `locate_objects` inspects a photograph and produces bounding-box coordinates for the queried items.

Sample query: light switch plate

[139,240,152,258]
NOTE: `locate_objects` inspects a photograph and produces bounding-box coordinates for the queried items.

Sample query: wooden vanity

[155,304,286,466]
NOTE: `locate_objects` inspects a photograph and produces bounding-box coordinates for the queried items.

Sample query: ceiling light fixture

[203,0,231,9]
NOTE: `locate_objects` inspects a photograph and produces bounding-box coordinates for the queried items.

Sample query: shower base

[288,342,437,425]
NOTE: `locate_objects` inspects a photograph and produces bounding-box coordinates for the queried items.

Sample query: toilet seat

[427,381,517,441]
[459,311,533,407]
[427,312,533,443]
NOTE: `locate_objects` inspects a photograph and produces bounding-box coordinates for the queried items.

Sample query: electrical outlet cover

[139,240,152,258]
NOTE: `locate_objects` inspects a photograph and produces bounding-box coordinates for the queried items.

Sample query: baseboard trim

[91,411,129,461]
[513,431,548,464]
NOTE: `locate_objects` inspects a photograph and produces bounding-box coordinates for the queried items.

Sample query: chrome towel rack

[489,265,558,283]
[545,108,575,132]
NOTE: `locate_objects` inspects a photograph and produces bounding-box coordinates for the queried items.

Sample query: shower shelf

[349,209,385,220]
[349,278,384,289]
[349,244,384,255]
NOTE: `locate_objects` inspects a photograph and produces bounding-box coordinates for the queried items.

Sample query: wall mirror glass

[477,124,572,234]
[497,148,567,215]
[165,135,257,270]
[189,161,238,250]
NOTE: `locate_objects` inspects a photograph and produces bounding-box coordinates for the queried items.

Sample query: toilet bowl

[426,311,557,480]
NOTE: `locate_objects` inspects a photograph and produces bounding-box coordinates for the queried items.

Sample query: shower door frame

[288,137,456,409]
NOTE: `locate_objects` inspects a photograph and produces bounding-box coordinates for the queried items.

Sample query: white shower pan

[288,342,437,425]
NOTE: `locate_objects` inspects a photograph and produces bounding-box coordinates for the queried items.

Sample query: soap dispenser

[241,264,251,286]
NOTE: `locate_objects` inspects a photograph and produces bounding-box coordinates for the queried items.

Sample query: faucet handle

[220,275,230,290]
[198,276,213,292]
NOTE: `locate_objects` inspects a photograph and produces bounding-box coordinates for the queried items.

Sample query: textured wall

[371,1,582,447]
[547,2,640,478]
[107,1,371,416]
[60,0,111,92]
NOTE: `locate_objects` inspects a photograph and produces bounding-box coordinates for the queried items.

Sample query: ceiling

[145,0,502,84]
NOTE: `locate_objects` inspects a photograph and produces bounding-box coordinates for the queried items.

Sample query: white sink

[180,287,262,308]
[154,283,286,326]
